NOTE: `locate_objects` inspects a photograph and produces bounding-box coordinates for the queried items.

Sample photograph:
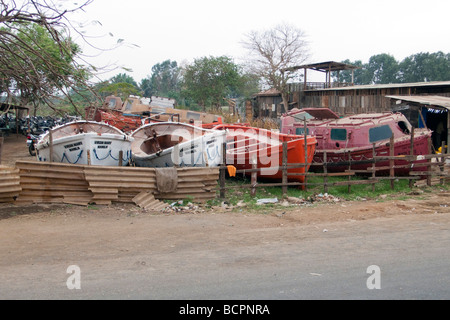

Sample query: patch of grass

[218,174,449,211]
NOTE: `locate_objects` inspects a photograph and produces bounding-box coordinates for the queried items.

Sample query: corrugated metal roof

[255,88,281,96]
[284,61,360,73]
[307,81,450,91]
[150,96,176,108]
[385,95,450,109]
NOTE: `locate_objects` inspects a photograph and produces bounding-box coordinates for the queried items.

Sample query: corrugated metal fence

[0,161,218,206]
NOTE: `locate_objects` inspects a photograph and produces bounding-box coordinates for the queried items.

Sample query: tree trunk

[281,93,290,114]
[200,101,206,112]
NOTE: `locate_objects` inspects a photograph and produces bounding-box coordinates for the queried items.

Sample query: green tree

[233,73,260,100]
[182,56,241,111]
[139,78,152,98]
[95,73,141,101]
[332,59,372,85]
[110,73,139,87]
[0,0,99,116]
[399,52,450,82]
[149,60,181,98]
[366,53,400,84]
[99,82,141,101]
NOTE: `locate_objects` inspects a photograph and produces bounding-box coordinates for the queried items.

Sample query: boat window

[152,107,165,114]
[125,100,133,111]
[108,100,116,109]
[187,112,201,120]
[330,128,347,141]
[369,125,393,143]
[295,127,309,135]
[397,121,410,134]
[292,112,314,122]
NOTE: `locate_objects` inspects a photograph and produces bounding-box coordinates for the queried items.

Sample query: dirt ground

[1,133,450,222]
[1,133,450,285]
[0,133,35,167]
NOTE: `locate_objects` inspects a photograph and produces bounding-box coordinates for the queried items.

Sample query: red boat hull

[281,110,433,176]
[214,125,316,185]
[96,110,142,133]
[311,133,430,174]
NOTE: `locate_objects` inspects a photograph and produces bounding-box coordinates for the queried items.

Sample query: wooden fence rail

[219,137,450,198]
[0,136,3,165]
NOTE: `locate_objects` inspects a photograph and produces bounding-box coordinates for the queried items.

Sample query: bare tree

[0,0,104,116]
[242,23,310,114]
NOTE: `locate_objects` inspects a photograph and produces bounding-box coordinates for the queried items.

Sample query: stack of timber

[0,166,21,203]
[13,160,219,206]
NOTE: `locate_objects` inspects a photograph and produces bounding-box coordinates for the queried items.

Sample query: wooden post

[15,107,19,135]
[409,129,415,188]
[303,119,308,191]
[87,150,91,165]
[372,143,376,192]
[303,67,307,90]
[440,141,446,185]
[347,150,351,193]
[118,151,123,167]
[323,151,328,194]
[219,143,226,199]
[282,141,288,197]
[427,135,432,187]
[0,136,3,165]
[251,154,257,197]
[447,110,450,157]
[390,135,395,190]
[49,129,54,162]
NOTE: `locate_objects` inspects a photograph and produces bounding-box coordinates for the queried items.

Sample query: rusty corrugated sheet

[0,166,22,202]
[133,191,169,211]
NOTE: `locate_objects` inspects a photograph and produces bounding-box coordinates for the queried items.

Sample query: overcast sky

[72,0,450,83]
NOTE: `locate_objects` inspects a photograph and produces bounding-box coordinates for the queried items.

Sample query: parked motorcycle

[27,133,39,156]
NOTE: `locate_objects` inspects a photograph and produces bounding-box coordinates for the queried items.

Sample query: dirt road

[0,133,449,300]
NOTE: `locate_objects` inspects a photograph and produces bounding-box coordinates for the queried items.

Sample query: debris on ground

[136,192,344,213]
[284,193,341,205]
[161,201,205,214]
[256,198,278,205]
[308,193,341,203]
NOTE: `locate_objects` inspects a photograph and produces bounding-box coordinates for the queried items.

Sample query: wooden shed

[386,95,450,151]
[299,81,450,115]
[255,61,361,118]
[254,88,283,118]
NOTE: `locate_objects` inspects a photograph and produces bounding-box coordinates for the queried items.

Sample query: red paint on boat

[281,109,433,174]
[213,124,316,185]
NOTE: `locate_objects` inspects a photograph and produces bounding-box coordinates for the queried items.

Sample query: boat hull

[132,130,226,168]
[96,110,143,133]
[311,133,430,174]
[281,110,433,175]
[215,125,317,184]
[36,132,132,166]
